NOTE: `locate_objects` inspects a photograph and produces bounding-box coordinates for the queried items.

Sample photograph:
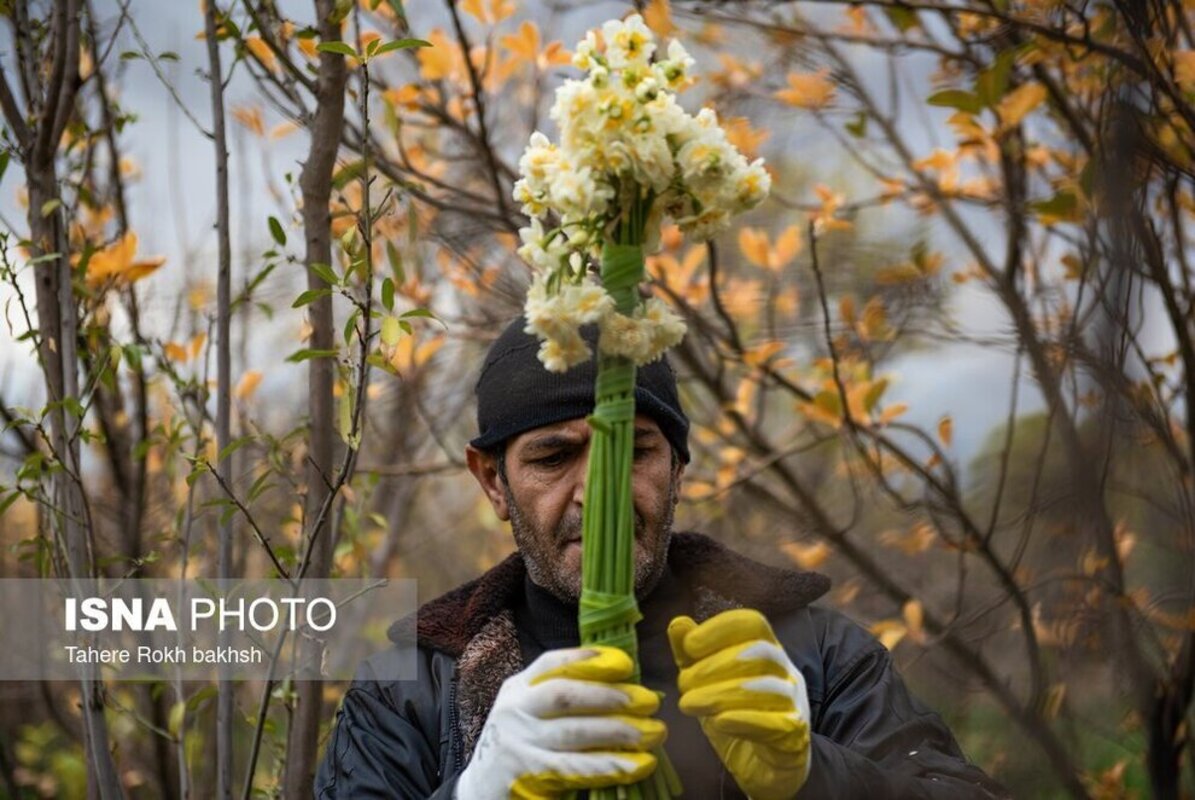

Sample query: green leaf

[248,471,273,502]
[399,308,435,320]
[381,316,402,347]
[62,396,84,419]
[338,391,355,447]
[863,378,889,413]
[975,50,1014,108]
[286,348,339,363]
[343,308,360,345]
[333,160,365,190]
[310,261,340,286]
[185,463,209,486]
[386,241,405,284]
[365,38,380,58]
[292,288,332,308]
[120,50,143,61]
[845,111,867,138]
[268,216,286,246]
[316,41,358,58]
[884,6,919,31]
[386,0,408,22]
[374,38,431,55]
[159,51,180,62]
[0,490,21,518]
[218,435,253,463]
[187,685,218,714]
[926,89,983,115]
[0,151,10,184]
[1030,190,1080,223]
[169,701,186,738]
[40,199,61,218]
[381,278,395,311]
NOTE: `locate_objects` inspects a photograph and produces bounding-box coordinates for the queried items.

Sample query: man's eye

[633,447,652,460]
[534,453,567,467]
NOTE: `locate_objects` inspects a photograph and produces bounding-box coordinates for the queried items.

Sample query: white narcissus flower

[640,298,687,360]
[518,219,570,273]
[598,312,651,364]
[538,329,592,373]
[655,40,695,90]
[733,159,772,211]
[562,279,616,325]
[601,14,655,70]
[572,31,598,70]
[548,162,612,218]
[515,12,771,373]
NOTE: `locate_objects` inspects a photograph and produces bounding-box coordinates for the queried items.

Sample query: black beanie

[470,317,691,463]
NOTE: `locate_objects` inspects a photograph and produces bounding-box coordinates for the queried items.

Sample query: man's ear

[466,444,510,521]
[672,457,686,506]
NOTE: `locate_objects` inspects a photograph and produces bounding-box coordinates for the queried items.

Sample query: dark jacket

[315,532,1007,799]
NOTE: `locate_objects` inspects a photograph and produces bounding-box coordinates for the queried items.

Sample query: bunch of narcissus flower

[511,15,771,800]
[514,13,770,372]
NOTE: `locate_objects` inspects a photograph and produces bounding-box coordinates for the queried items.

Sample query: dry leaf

[775,69,836,109]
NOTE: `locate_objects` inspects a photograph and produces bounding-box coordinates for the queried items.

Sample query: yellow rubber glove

[667,609,811,800]
[455,646,666,800]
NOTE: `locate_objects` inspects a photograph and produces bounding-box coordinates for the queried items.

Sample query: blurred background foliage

[1,0,1193,797]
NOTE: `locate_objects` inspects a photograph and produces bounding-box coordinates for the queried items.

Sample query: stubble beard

[505,477,678,605]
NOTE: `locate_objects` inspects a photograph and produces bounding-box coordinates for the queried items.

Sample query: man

[315,318,1007,799]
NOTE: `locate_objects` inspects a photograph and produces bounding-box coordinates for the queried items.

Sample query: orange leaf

[244,36,278,72]
[236,370,263,399]
[462,0,515,25]
[870,619,906,651]
[269,121,299,140]
[860,297,888,341]
[771,225,803,268]
[84,232,166,286]
[996,82,1046,129]
[164,342,188,362]
[879,523,936,554]
[737,227,770,269]
[902,600,926,644]
[839,294,857,326]
[811,184,852,233]
[1176,51,1195,91]
[780,540,831,570]
[188,332,207,361]
[775,69,836,109]
[231,106,265,137]
[938,416,953,447]
[644,0,675,37]
[500,20,540,64]
[723,116,770,159]
[742,340,785,368]
[298,37,318,60]
[417,29,459,81]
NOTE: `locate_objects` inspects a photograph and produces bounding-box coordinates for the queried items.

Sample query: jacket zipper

[448,669,464,773]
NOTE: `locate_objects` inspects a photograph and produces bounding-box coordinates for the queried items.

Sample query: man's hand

[668,609,812,800]
[455,646,666,800]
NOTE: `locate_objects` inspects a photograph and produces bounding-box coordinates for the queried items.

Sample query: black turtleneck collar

[513,559,693,658]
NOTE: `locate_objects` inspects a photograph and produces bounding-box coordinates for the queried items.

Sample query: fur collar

[391,531,830,656]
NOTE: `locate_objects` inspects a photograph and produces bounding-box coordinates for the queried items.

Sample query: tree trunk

[202,2,235,797]
[6,1,125,796]
[282,1,347,796]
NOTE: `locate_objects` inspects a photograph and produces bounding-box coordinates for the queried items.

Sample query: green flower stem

[575,242,682,800]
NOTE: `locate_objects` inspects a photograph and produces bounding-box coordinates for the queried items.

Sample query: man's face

[467,415,683,603]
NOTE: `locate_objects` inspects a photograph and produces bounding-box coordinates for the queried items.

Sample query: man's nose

[571,462,587,507]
